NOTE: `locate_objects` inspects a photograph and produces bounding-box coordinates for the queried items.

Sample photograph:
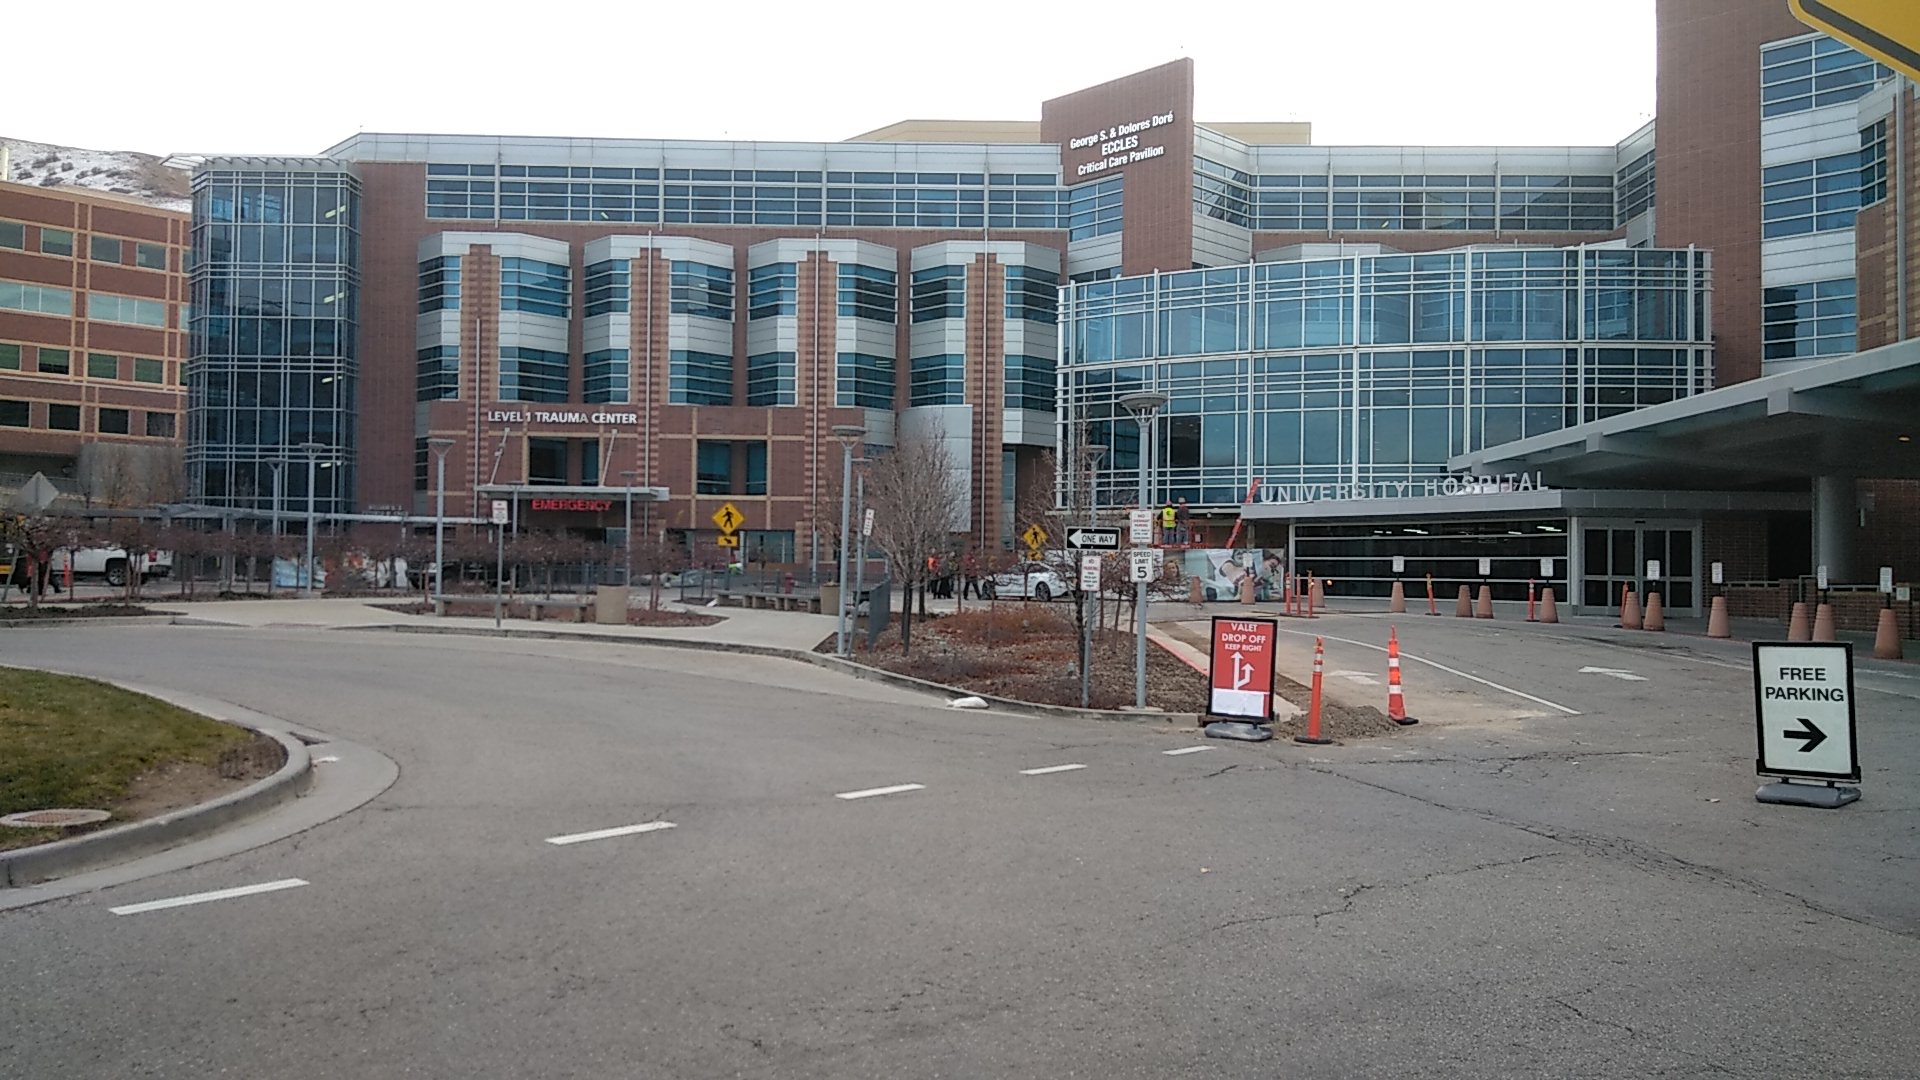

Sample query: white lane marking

[544,821,677,846]
[1163,746,1214,756]
[1020,763,1088,776]
[110,878,308,916]
[1332,669,1382,686]
[1579,666,1649,682]
[835,783,926,800]
[1270,627,1581,716]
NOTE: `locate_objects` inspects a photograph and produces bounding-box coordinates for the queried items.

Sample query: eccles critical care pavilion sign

[1069,111,1177,178]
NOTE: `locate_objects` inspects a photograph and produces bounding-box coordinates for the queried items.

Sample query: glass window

[87,352,118,379]
[500,346,569,402]
[836,352,894,408]
[527,438,568,484]
[417,346,460,401]
[838,264,897,323]
[0,221,24,250]
[747,263,796,319]
[133,357,164,383]
[419,256,462,313]
[98,407,130,434]
[0,399,27,426]
[671,261,734,320]
[0,342,19,369]
[146,411,175,438]
[584,348,629,403]
[697,440,732,494]
[135,242,167,270]
[36,347,70,374]
[88,293,168,326]
[90,235,122,263]
[744,442,768,496]
[0,282,75,316]
[1005,355,1055,412]
[1762,36,1890,117]
[48,403,80,430]
[584,259,629,317]
[910,354,965,406]
[500,258,570,317]
[1762,150,1863,238]
[41,228,73,256]
[1763,278,1856,360]
[669,350,732,405]
[746,352,795,406]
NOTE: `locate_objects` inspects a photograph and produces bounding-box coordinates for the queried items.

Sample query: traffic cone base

[1786,601,1809,641]
[1539,587,1560,624]
[1874,608,1904,660]
[1706,596,1730,639]
[1643,591,1665,632]
[1812,603,1837,642]
[1475,584,1494,619]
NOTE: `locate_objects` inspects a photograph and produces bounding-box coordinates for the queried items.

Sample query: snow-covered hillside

[1,137,190,212]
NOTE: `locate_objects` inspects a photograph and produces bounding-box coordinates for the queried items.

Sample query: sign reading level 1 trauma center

[1752,642,1859,783]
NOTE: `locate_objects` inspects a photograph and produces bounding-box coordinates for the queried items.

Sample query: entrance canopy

[1452,338,1920,489]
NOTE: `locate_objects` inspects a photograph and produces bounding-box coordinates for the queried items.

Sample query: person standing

[1159,502,1177,545]
[1176,498,1191,545]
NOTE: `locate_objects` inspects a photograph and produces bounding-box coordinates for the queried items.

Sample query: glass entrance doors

[1581,523,1698,616]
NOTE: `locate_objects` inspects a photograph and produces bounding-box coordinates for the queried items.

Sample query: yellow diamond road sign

[1790,0,1920,83]
[712,502,744,534]
[1021,524,1047,552]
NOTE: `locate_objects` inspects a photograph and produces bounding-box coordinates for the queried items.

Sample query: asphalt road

[1,620,1915,1079]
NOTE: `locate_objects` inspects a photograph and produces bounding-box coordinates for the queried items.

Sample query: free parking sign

[1752,642,1859,783]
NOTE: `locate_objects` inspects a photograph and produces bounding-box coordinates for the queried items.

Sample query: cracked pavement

[0,618,1915,1078]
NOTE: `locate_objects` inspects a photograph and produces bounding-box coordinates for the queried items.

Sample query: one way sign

[1753,642,1858,783]
[1066,528,1121,550]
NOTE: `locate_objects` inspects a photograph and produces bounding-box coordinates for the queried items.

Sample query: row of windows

[1761,35,1890,118]
[837,352,895,409]
[500,345,569,401]
[194,180,361,228]
[0,399,175,436]
[0,342,170,383]
[429,163,1062,186]
[1616,149,1655,223]
[910,265,965,323]
[0,223,170,269]
[910,353,965,406]
[694,439,771,496]
[419,257,461,314]
[417,345,459,401]
[839,265,897,323]
[747,351,794,406]
[669,349,732,405]
[501,258,570,318]
[583,348,627,403]
[0,282,176,327]
[1763,277,1856,361]
[748,263,796,320]
[1861,119,1889,208]
[1761,151,1866,238]
[1250,189,1617,233]
[191,315,353,360]
[193,223,357,267]
[1005,354,1055,413]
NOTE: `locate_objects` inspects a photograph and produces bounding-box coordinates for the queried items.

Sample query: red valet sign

[1208,616,1278,719]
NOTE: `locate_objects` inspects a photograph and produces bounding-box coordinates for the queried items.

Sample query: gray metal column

[1811,476,1859,583]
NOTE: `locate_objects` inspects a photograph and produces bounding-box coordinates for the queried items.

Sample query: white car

[51,545,174,587]
[983,561,1070,602]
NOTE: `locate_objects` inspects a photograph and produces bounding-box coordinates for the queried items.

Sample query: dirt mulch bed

[372,599,723,627]
[819,605,1208,713]
[0,603,158,622]
[111,733,285,823]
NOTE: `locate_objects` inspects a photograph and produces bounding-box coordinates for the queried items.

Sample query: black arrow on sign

[1783,717,1828,753]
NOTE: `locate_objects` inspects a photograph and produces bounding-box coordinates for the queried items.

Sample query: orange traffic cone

[1621,588,1642,630]
[1644,591,1665,632]
[1874,608,1904,660]
[1812,603,1836,642]
[1386,627,1416,726]
[1786,601,1810,641]
[1475,584,1494,619]
[1707,596,1730,639]
[1389,580,1406,613]
[1455,585,1472,617]
[1294,637,1332,745]
[1539,587,1560,624]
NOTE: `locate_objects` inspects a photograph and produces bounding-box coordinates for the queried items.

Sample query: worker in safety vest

[1159,503,1176,544]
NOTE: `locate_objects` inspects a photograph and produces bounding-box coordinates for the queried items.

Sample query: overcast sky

[11,0,1657,156]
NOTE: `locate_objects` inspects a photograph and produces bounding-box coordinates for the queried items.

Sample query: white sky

[10,0,1656,156]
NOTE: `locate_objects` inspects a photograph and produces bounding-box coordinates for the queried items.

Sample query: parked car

[50,545,174,587]
[982,561,1070,601]
[663,568,717,589]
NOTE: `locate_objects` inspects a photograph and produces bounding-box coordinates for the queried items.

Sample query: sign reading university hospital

[1255,472,1552,506]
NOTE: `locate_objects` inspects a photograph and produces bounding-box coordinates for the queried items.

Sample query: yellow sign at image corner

[1790,0,1920,83]
[712,502,744,534]
[714,534,740,548]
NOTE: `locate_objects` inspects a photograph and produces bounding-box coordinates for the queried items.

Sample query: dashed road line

[835,783,926,800]
[1163,746,1214,756]
[109,878,308,916]
[1019,764,1087,775]
[545,821,677,846]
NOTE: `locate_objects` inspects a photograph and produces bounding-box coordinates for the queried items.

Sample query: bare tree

[3,513,66,610]
[863,431,966,654]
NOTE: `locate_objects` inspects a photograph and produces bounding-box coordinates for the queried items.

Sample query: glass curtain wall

[1060,248,1713,510]
[188,164,361,514]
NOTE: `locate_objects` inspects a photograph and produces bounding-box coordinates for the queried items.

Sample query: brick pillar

[967,255,1005,549]
[627,250,669,529]
[459,246,500,518]
[796,253,838,573]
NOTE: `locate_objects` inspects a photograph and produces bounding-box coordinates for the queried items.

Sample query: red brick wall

[1654,0,1811,386]
[1041,58,1196,276]
[1854,86,1916,352]
[1703,514,1771,581]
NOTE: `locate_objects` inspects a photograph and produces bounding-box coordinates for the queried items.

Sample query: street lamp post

[852,458,868,644]
[1118,392,1169,709]
[429,438,454,602]
[1079,442,1108,709]
[831,424,865,657]
[621,469,638,586]
[296,441,325,599]
[267,459,284,596]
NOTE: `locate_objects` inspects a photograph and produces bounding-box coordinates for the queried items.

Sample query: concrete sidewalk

[153,596,839,652]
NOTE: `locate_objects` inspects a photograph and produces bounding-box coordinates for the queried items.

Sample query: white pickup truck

[50,545,174,587]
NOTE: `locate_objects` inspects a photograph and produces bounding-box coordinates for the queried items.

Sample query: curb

[0,615,174,630]
[364,621,1201,725]
[0,725,313,889]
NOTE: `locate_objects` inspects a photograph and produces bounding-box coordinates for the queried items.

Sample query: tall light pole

[1079,441,1108,709]
[1119,392,1168,709]
[831,424,865,656]
[267,458,284,596]
[296,441,324,598]
[429,437,454,599]
[621,469,638,586]
[852,457,868,642]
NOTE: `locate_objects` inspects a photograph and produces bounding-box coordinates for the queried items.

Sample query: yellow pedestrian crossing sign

[712,502,744,534]
[1021,523,1047,556]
